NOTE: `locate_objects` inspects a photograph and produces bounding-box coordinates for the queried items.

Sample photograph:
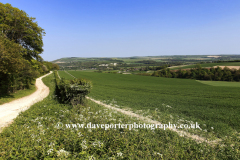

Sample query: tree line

[0,3,59,94]
[152,64,240,82]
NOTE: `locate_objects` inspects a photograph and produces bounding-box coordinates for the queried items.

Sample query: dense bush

[54,71,92,105]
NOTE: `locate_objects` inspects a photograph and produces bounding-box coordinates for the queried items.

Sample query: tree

[0,36,26,75]
[194,63,202,70]
[0,3,45,61]
[0,3,45,93]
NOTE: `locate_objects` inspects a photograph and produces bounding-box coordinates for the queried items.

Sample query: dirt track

[86,97,221,145]
[0,71,52,132]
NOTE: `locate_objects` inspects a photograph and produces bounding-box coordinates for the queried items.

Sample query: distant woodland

[152,65,240,82]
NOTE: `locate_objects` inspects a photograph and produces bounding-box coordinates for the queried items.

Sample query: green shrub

[54,71,92,105]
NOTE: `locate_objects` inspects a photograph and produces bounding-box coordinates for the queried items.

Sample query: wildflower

[117,152,123,157]
[157,153,163,158]
[157,153,162,156]
[49,142,55,148]
[78,132,83,137]
[81,139,88,149]
[98,141,103,147]
[31,134,36,140]
[36,138,41,142]
[92,142,98,147]
[40,129,45,135]
[82,145,87,150]
[211,127,214,130]
[47,149,53,155]
[57,148,69,158]
[153,152,163,158]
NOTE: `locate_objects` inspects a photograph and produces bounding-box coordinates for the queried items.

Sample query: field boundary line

[64,70,76,78]
[86,96,221,145]
[57,71,61,79]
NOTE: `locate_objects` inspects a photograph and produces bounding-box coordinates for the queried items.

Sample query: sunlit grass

[196,80,240,87]
[0,83,36,105]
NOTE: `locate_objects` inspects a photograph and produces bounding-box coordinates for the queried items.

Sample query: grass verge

[0,83,36,105]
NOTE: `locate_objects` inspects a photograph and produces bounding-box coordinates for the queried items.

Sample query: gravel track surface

[0,71,52,132]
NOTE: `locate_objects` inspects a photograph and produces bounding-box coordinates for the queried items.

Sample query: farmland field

[2,73,239,159]
[58,71,240,139]
[197,80,240,87]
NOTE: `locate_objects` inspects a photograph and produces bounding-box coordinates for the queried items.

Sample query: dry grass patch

[214,66,240,70]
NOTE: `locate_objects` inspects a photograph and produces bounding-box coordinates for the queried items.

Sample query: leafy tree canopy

[0,3,59,94]
[0,2,45,61]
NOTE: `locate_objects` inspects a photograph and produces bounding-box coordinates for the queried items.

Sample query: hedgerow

[54,71,92,105]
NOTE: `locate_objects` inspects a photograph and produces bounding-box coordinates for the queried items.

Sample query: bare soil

[214,66,240,70]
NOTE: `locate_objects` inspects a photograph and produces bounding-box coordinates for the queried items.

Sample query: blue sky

[2,0,240,61]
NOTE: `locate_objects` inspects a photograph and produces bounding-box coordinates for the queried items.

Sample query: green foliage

[0,3,58,94]
[1,73,239,159]
[0,2,45,61]
[54,71,92,105]
[0,38,38,92]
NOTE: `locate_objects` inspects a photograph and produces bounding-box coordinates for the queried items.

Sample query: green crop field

[2,72,239,159]
[197,80,240,87]
[58,71,240,140]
